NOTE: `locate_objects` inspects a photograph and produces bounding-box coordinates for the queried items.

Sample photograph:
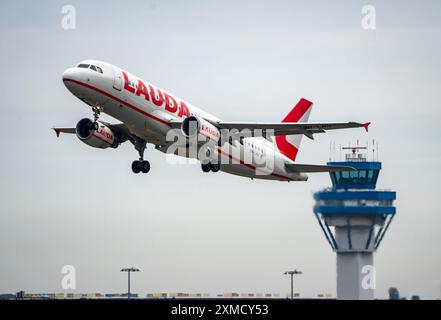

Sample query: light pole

[121,267,140,299]
[284,269,302,299]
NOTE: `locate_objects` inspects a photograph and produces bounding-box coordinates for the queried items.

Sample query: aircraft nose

[62,67,80,82]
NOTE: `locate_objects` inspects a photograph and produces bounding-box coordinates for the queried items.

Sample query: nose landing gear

[86,103,103,131]
[91,104,103,123]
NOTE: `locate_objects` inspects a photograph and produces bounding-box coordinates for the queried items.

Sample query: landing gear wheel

[132,161,141,174]
[201,163,211,173]
[140,161,150,173]
[131,138,149,174]
[209,162,220,172]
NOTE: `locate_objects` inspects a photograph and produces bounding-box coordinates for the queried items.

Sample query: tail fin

[275,98,313,162]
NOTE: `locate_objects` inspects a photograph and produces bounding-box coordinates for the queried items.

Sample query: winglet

[53,128,61,138]
[362,122,371,132]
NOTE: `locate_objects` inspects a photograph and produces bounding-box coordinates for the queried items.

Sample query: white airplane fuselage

[62,60,308,181]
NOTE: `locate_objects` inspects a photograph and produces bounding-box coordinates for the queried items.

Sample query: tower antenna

[376,141,379,161]
[329,141,332,162]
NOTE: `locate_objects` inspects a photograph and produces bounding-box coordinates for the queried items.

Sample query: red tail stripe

[275,136,299,161]
[275,98,313,161]
[282,98,312,123]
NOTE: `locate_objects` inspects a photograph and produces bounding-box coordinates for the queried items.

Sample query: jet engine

[75,118,117,149]
[181,115,221,143]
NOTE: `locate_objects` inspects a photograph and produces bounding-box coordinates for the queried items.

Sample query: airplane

[54,59,370,182]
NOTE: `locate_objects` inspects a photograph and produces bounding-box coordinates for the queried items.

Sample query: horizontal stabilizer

[285,163,355,173]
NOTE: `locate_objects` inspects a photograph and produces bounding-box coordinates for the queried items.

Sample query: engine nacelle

[76,118,116,149]
[181,116,221,143]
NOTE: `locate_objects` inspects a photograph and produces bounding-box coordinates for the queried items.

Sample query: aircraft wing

[285,163,355,173]
[52,127,76,137]
[210,121,370,140]
[52,122,134,142]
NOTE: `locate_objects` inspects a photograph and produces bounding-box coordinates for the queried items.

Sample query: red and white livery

[54,60,369,181]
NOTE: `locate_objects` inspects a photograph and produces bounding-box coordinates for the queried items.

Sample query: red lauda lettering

[148,85,164,107]
[178,101,190,118]
[97,128,112,140]
[122,75,190,118]
[122,71,135,93]
[135,79,150,101]
[164,92,178,113]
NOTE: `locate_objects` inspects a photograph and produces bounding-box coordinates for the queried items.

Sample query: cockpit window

[88,65,103,74]
[77,63,103,73]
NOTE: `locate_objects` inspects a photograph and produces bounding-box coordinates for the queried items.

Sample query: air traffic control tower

[313,145,396,300]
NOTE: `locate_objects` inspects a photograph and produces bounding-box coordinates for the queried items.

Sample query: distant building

[388,287,400,300]
[0,294,15,300]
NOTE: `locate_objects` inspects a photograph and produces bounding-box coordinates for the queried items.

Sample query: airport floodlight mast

[120,267,140,299]
[283,270,302,299]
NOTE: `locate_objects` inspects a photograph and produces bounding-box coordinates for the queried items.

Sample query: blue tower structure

[313,146,396,300]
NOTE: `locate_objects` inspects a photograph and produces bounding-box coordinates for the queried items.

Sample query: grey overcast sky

[0,0,440,299]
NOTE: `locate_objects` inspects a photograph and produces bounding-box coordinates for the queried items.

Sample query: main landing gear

[201,162,220,173]
[132,160,150,174]
[88,103,150,174]
[132,139,150,174]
